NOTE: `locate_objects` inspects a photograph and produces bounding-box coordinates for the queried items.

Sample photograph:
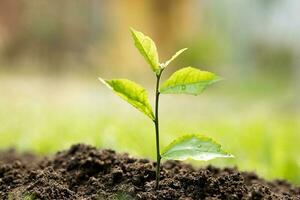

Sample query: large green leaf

[161,134,233,161]
[99,78,154,120]
[162,48,187,68]
[160,67,221,95]
[130,28,160,74]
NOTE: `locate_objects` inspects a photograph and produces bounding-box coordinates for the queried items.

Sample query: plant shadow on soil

[0,144,299,200]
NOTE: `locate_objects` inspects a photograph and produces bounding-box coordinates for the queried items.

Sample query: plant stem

[154,71,162,190]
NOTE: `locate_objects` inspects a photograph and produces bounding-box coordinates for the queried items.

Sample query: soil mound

[0,144,299,199]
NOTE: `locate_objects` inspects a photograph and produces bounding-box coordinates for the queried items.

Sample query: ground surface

[0,144,299,200]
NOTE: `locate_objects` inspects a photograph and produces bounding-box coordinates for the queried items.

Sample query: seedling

[99,28,233,189]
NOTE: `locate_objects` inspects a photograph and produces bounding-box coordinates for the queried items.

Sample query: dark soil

[0,144,299,200]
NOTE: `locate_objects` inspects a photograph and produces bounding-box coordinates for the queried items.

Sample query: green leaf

[99,78,154,120]
[160,67,221,95]
[161,134,233,161]
[130,28,160,74]
[163,48,187,68]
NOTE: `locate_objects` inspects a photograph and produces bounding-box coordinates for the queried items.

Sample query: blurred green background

[0,0,300,184]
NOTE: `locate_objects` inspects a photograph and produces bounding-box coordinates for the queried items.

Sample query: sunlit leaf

[161,134,233,161]
[99,78,154,120]
[130,28,160,74]
[160,67,221,95]
[163,48,187,68]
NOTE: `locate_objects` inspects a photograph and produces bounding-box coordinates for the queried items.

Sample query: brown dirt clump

[0,144,299,199]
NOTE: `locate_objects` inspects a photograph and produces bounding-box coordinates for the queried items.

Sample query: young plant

[99,28,233,189]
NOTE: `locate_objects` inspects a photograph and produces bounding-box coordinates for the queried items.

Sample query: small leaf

[99,78,154,120]
[160,67,221,95]
[130,28,160,74]
[163,48,188,68]
[161,134,233,161]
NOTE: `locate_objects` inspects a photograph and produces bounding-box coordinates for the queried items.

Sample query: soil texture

[0,144,299,200]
